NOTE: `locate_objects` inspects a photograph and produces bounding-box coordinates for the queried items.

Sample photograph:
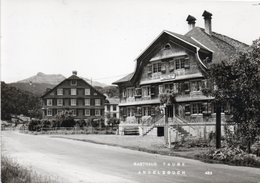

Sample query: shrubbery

[197,147,260,167]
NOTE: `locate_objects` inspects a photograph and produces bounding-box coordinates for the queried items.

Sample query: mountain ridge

[16,72,107,87]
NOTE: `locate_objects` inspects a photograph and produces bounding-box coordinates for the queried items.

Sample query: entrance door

[157,127,164,136]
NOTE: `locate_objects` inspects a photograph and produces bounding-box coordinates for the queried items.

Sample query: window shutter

[185,104,191,115]
[44,110,47,116]
[45,99,47,105]
[91,109,95,116]
[151,86,155,95]
[184,57,190,69]
[147,64,152,73]
[159,85,164,94]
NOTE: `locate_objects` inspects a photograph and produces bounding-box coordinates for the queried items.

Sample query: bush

[251,141,260,156]
[198,147,260,167]
[60,116,75,127]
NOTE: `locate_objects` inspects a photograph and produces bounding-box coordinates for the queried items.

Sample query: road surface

[2,131,260,183]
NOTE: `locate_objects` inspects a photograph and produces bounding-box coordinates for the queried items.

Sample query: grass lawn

[52,134,208,160]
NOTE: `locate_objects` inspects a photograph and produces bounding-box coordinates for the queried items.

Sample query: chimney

[202,10,212,35]
[186,15,196,31]
[72,71,77,75]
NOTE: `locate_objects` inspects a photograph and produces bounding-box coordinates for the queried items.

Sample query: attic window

[164,43,171,50]
[71,80,77,86]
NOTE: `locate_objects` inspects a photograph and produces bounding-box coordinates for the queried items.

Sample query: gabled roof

[113,27,249,85]
[41,75,106,98]
[113,72,134,84]
[105,97,120,105]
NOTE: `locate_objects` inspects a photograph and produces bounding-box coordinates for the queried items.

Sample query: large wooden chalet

[41,71,106,121]
[113,11,248,136]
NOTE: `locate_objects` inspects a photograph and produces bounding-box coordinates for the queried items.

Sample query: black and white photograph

[1,0,260,182]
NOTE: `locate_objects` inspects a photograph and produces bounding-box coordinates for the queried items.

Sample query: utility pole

[216,104,221,149]
[164,105,168,145]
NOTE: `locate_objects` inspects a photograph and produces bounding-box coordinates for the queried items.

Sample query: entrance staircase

[142,114,164,136]
[172,115,194,138]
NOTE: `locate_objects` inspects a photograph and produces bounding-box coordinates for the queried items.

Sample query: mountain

[81,77,107,88]
[17,72,66,85]
[9,82,55,97]
[11,72,108,96]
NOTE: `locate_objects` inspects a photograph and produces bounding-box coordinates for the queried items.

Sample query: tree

[207,38,260,152]
[1,82,41,120]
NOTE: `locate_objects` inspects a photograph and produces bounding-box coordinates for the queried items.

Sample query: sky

[1,0,260,85]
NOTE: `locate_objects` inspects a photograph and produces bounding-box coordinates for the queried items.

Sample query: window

[57,99,63,106]
[152,63,161,73]
[164,43,171,49]
[85,109,90,116]
[192,103,203,114]
[181,59,185,68]
[71,89,77,95]
[85,88,90,95]
[142,107,151,116]
[183,82,190,92]
[126,88,135,98]
[71,99,77,106]
[57,89,63,95]
[85,99,90,106]
[95,99,101,106]
[191,81,201,91]
[164,83,173,93]
[72,109,77,116]
[71,80,77,86]
[185,105,190,114]
[142,86,151,97]
[94,92,97,95]
[47,99,52,106]
[175,58,185,69]
[176,59,180,69]
[95,109,100,116]
[47,109,52,116]
[57,109,63,115]
[113,105,117,111]
[113,113,117,118]
[107,105,111,111]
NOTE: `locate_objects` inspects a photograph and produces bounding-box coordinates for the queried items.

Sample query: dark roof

[67,75,81,80]
[185,27,248,63]
[41,75,106,98]
[105,97,120,104]
[112,72,134,84]
[165,30,212,52]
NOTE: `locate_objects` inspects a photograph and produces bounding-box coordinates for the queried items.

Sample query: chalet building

[113,11,248,136]
[104,97,120,125]
[41,71,106,121]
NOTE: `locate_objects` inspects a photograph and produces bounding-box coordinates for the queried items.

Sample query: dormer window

[71,80,77,86]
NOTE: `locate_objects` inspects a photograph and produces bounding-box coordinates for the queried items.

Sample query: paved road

[2,131,260,183]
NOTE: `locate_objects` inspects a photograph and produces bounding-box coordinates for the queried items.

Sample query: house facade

[113,11,248,136]
[104,97,120,125]
[41,71,106,121]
